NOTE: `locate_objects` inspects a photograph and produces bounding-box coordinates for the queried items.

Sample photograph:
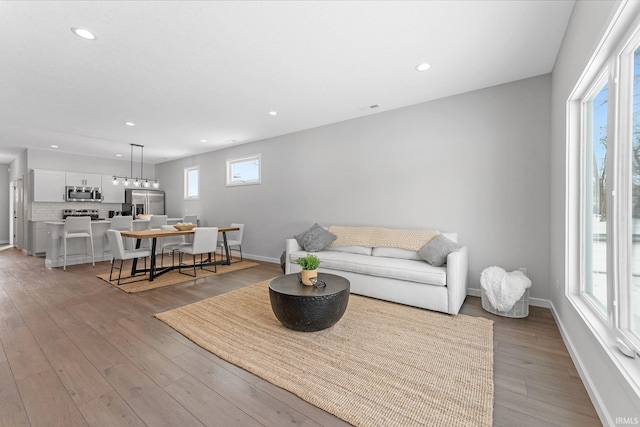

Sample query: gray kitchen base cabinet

[28,221,48,256]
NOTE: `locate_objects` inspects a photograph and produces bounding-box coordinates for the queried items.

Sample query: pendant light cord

[130,144,133,179]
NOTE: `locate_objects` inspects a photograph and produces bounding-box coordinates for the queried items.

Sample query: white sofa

[285,232,468,315]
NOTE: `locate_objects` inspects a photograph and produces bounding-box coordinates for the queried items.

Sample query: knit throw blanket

[328,226,439,251]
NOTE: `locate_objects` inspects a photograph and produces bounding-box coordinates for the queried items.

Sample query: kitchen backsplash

[30,202,124,221]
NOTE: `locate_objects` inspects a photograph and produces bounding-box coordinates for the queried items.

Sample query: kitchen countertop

[44,218,183,225]
[45,220,111,225]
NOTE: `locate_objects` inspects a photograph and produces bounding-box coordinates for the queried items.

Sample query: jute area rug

[96,258,259,293]
[155,280,494,426]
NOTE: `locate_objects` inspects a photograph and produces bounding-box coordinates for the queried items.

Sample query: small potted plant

[295,254,321,286]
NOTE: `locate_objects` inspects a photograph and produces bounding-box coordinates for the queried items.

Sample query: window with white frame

[184,166,199,199]
[582,74,609,315]
[570,11,640,357]
[226,154,261,186]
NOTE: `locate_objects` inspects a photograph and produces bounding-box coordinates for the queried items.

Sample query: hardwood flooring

[0,247,601,426]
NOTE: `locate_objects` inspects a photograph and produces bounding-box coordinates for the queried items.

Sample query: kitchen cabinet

[66,172,101,187]
[101,175,124,203]
[28,221,48,255]
[32,169,66,202]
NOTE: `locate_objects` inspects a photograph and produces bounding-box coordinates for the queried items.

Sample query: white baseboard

[243,253,280,264]
[466,286,550,308]
[468,286,609,425]
[547,301,612,426]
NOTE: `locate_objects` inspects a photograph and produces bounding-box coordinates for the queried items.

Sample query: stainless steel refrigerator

[124,189,165,218]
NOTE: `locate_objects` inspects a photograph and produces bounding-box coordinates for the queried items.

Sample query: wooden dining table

[120,226,240,282]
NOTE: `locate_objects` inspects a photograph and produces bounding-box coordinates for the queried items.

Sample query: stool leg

[89,235,95,267]
[63,236,67,270]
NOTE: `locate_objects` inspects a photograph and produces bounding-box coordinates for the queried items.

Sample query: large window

[572,12,640,357]
[226,154,261,187]
[583,78,609,314]
[184,166,199,199]
[627,44,640,340]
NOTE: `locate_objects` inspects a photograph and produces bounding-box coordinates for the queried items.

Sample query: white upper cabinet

[32,169,66,202]
[101,175,124,203]
[66,172,101,187]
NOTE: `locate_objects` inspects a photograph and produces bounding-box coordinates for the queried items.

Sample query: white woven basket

[481,288,530,318]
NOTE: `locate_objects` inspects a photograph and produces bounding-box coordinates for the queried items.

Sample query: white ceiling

[0,0,575,165]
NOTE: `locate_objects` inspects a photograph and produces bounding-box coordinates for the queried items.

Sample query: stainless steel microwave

[65,186,102,202]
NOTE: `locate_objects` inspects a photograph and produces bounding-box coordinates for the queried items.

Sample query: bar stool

[105,216,133,261]
[60,216,95,270]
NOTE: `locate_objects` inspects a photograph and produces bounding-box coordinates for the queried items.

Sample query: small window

[226,154,261,186]
[184,166,199,199]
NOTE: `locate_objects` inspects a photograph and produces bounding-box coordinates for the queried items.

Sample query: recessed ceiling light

[124,122,135,126]
[269,111,278,116]
[50,145,59,148]
[200,139,207,143]
[415,62,431,72]
[116,154,122,157]
[71,27,96,40]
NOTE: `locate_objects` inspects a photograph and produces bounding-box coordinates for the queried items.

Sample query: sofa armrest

[446,246,468,315]
[285,238,302,274]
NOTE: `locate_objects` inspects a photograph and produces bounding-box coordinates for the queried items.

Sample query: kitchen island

[44,218,182,268]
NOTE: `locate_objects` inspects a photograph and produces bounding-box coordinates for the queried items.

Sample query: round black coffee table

[269,273,350,332]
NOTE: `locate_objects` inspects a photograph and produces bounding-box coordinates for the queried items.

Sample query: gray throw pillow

[418,234,462,267]
[294,223,337,252]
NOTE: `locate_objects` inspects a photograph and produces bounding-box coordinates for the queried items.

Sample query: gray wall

[158,74,552,298]
[9,149,27,182]
[550,0,640,422]
[0,164,9,243]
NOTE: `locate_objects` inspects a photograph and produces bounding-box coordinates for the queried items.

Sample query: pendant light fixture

[112,144,159,188]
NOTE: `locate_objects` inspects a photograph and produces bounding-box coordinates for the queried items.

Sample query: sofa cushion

[372,247,422,261]
[294,223,337,252]
[419,234,462,267]
[325,246,373,256]
[289,250,446,286]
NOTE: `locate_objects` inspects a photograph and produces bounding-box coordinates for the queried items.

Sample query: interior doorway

[9,180,14,246]
[14,177,23,250]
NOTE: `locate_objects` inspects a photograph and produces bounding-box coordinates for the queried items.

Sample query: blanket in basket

[480,266,531,312]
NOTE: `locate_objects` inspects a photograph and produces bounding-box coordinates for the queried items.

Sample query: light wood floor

[0,247,601,426]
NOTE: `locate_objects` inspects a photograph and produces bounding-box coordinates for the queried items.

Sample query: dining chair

[60,216,95,270]
[178,227,218,277]
[183,215,198,225]
[149,215,168,229]
[104,216,133,260]
[159,225,186,267]
[182,215,198,243]
[106,229,151,285]
[218,223,244,262]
